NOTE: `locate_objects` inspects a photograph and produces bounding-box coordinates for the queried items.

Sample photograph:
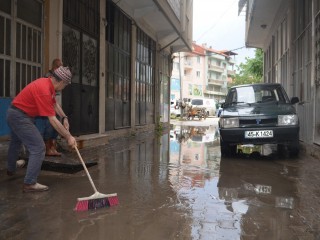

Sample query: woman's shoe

[45,140,62,156]
[23,183,49,192]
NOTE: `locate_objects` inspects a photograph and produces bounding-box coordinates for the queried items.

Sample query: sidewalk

[0,139,102,174]
[0,125,159,173]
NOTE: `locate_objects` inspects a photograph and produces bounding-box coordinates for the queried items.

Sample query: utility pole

[178,52,183,166]
[179,52,183,117]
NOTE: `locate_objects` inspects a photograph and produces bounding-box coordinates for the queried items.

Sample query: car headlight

[278,115,298,126]
[220,117,239,128]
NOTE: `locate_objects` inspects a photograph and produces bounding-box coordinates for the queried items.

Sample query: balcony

[208,79,225,86]
[228,58,236,64]
[121,0,193,52]
[203,89,227,96]
[184,74,193,82]
[227,69,236,76]
[244,0,281,49]
[184,61,193,69]
[208,64,224,73]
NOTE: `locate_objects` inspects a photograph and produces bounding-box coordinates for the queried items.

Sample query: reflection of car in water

[217,158,298,238]
[218,158,297,201]
[174,126,219,143]
[171,124,219,154]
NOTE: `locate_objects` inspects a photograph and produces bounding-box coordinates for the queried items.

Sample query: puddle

[0,120,310,240]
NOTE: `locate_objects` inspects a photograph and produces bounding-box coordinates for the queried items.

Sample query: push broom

[74,146,119,211]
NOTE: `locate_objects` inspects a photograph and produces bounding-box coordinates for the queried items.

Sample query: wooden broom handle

[75,146,98,193]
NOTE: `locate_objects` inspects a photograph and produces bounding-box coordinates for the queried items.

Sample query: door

[62,0,99,135]
[105,2,131,130]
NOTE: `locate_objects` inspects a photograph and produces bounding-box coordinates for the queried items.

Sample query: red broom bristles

[74,146,119,212]
[108,196,119,206]
[75,200,89,211]
[74,193,119,211]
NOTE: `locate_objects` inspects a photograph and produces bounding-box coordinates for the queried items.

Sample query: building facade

[0,0,193,146]
[241,0,320,150]
[171,42,236,104]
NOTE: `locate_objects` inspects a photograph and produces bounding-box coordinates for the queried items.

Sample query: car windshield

[191,99,203,105]
[225,85,290,105]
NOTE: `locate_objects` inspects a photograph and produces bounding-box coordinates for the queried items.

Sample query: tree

[229,48,263,87]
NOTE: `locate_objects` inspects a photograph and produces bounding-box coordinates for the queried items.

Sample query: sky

[193,0,256,65]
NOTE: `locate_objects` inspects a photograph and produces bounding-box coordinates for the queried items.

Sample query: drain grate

[41,161,98,174]
[19,158,98,174]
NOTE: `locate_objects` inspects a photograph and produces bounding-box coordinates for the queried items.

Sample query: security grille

[314,11,320,144]
[0,0,42,97]
[62,0,99,135]
[135,27,156,125]
[105,1,132,130]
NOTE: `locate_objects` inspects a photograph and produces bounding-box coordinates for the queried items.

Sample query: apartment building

[171,42,236,104]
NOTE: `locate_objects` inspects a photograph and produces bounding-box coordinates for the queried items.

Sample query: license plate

[245,130,273,138]
[254,184,272,194]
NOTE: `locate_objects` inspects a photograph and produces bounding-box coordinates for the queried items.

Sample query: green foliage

[155,116,164,138]
[230,48,263,87]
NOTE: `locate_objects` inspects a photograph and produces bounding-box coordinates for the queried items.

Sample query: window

[292,1,311,101]
[105,2,131,101]
[196,71,200,77]
[0,0,43,97]
[136,28,155,104]
[188,84,192,95]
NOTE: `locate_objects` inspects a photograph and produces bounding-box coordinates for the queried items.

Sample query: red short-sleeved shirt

[12,78,56,117]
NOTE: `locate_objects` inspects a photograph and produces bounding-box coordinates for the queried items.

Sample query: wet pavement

[1,118,320,240]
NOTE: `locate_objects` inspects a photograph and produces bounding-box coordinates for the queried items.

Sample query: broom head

[74,192,119,211]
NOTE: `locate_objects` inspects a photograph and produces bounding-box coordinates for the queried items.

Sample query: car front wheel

[288,139,300,157]
[220,138,236,157]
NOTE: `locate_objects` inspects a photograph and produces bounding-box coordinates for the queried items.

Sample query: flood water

[1,120,320,240]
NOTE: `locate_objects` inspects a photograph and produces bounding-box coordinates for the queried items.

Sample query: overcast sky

[193,0,256,65]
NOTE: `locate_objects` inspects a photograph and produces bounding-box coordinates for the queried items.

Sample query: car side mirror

[291,97,299,104]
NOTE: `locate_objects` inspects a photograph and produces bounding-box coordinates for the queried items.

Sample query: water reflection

[0,123,302,239]
[168,123,299,239]
[169,125,221,189]
[217,158,298,239]
[169,124,238,239]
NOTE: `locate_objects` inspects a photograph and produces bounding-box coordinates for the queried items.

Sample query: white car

[170,101,180,117]
[190,98,216,116]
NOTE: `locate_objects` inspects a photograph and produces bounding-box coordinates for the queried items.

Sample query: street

[1,118,320,239]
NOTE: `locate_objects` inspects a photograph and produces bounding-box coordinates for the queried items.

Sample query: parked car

[190,98,216,116]
[170,100,180,117]
[219,83,300,157]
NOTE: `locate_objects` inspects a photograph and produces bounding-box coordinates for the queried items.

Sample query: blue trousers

[6,107,45,184]
[35,116,58,140]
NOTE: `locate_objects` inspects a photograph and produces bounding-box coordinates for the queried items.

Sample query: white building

[171,42,236,104]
